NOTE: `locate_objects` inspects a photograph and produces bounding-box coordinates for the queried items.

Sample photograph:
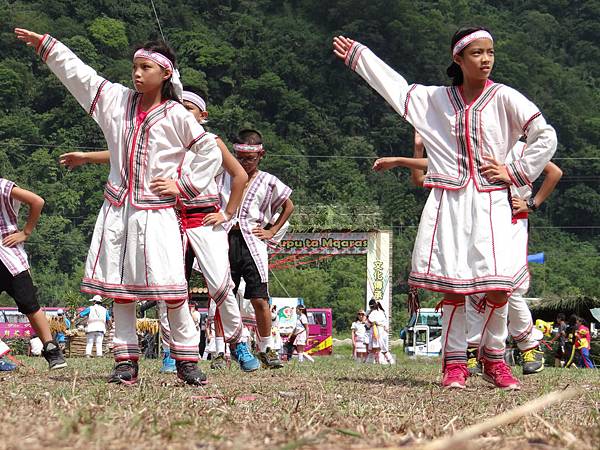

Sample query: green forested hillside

[0,0,598,330]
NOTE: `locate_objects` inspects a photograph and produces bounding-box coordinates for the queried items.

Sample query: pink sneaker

[442,363,469,389]
[483,360,521,390]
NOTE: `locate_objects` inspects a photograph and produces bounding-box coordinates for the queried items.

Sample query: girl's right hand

[333,36,354,60]
[14,28,43,48]
[59,152,87,170]
[372,157,396,172]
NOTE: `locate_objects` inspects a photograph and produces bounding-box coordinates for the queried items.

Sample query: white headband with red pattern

[233,143,264,153]
[452,30,494,56]
[133,49,183,101]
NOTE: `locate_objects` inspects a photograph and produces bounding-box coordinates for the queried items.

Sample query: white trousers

[467,293,538,352]
[185,225,243,344]
[85,331,104,356]
[113,300,199,362]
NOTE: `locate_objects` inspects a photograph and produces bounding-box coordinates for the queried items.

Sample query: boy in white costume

[336,27,557,389]
[466,142,563,375]
[219,129,294,368]
[16,28,222,385]
[375,138,562,376]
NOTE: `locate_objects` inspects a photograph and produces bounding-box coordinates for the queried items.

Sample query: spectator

[293,305,309,362]
[367,300,394,364]
[271,305,282,354]
[54,309,70,353]
[549,313,567,367]
[575,317,595,369]
[0,339,17,371]
[351,310,368,362]
[80,295,110,358]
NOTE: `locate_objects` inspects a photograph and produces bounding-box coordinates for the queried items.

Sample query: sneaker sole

[442,381,466,389]
[482,374,521,390]
[50,362,67,370]
[522,366,544,375]
[108,377,138,386]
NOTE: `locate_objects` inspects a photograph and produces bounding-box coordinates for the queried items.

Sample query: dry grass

[0,350,599,450]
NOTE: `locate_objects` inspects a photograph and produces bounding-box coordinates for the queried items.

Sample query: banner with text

[272,232,369,255]
[366,231,392,333]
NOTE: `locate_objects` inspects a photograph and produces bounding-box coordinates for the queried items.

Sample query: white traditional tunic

[0,179,29,276]
[219,171,292,283]
[345,42,557,294]
[36,35,222,302]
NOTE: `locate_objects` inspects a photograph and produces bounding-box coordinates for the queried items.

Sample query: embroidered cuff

[506,160,532,188]
[176,174,201,200]
[344,41,366,71]
[36,34,57,62]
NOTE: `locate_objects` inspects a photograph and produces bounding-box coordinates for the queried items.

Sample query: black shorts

[228,230,269,299]
[0,261,40,315]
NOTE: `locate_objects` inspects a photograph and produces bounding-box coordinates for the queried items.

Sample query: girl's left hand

[203,212,228,226]
[150,177,179,196]
[3,231,28,247]
[14,28,43,48]
[511,197,528,214]
[480,155,510,184]
[252,227,275,241]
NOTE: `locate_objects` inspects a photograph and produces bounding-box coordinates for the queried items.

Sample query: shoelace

[236,344,253,361]
[447,364,468,378]
[522,350,539,362]
[489,362,514,380]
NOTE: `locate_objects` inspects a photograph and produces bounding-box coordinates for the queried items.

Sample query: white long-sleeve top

[218,171,292,282]
[36,35,222,209]
[345,42,557,191]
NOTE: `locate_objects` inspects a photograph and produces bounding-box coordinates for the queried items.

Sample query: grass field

[1,348,599,450]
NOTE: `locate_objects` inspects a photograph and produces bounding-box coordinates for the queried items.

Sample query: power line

[2,141,600,161]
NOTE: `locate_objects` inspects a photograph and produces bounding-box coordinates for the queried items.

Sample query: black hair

[446,26,493,86]
[136,41,180,102]
[557,313,566,321]
[234,128,263,145]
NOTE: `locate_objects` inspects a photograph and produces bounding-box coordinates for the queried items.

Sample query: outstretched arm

[372,157,428,172]
[333,35,412,120]
[59,151,110,169]
[3,187,44,247]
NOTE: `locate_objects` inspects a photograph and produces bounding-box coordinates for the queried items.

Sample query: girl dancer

[16,28,222,385]
[335,27,557,389]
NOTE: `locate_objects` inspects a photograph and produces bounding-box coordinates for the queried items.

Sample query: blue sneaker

[233,342,260,372]
[0,356,17,372]
[160,349,176,373]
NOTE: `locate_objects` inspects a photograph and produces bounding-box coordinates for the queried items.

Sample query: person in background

[351,310,369,362]
[54,309,71,353]
[0,339,17,371]
[574,317,595,369]
[271,305,282,355]
[367,299,394,364]
[292,305,309,363]
[80,295,110,358]
[549,313,567,367]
